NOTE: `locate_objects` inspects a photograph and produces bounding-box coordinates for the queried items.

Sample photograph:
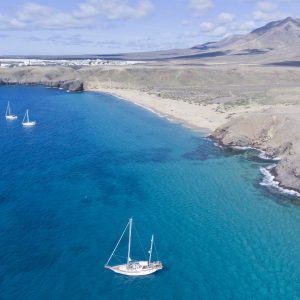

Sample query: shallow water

[0,86,299,300]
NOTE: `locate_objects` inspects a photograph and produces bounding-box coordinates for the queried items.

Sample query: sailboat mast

[127,218,133,265]
[26,110,29,122]
[148,235,154,265]
[6,102,10,116]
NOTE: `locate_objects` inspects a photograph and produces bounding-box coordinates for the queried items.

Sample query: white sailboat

[22,109,36,127]
[5,101,18,120]
[105,218,163,276]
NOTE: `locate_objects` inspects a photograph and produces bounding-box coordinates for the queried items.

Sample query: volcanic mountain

[190,17,300,62]
[102,17,300,62]
[115,17,300,62]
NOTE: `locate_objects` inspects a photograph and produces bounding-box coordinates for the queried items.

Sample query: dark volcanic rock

[0,76,84,92]
[47,81,61,88]
[61,80,83,92]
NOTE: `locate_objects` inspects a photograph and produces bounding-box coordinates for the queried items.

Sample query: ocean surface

[0,85,299,300]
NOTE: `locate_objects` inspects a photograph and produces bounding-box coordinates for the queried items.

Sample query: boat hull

[106,261,163,276]
[22,121,36,127]
[6,115,18,120]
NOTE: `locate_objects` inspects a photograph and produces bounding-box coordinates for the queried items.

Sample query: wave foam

[215,143,298,197]
[260,165,300,197]
[232,146,281,161]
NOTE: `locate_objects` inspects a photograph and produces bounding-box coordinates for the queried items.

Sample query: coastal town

[0,58,140,68]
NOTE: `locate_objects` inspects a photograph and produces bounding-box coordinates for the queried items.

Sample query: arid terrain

[1,17,300,193]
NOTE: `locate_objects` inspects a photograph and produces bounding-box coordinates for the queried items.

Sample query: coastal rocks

[212,111,300,192]
[0,77,84,92]
[293,166,300,178]
[38,80,84,92]
[60,80,84,92]
[275,156,300,192]
[0,66,84,92]
[47,81,61,88]
[44,80,84,91]
[213,126,252,147]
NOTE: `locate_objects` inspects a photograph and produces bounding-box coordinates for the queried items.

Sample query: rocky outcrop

[60,80,83,92]
[42,80,83,91]
[212,110,300,193]
[0,79,84,92]
[0,66,84,92]
[46,81,61,88]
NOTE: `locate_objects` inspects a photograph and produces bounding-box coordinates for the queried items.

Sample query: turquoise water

[0,86,299,300]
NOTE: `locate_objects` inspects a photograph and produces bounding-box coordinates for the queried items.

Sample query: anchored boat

[22,109,36,127]
[5,102,18,120]
[105,218,163,276]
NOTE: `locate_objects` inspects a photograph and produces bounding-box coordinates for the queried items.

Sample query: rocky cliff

[212,109,300,192]
[0,67,83,92]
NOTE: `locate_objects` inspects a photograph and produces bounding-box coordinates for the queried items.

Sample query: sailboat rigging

[22,109,36,127]
[5,101,18,120]
[105,218,163,276]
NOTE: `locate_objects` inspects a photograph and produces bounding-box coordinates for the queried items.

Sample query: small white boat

[22,109,36,127]
[5,101,18,120]
[105,218,163,276]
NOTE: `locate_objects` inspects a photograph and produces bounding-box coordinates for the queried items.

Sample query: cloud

[200,21,228,37]
[199,12,235,38]
[199,13,258,38]
[0,13,25,30]
[218,12,235,24]
[207,26,227,36]
[0,0,154,30]
[17,2,52,22]
[189,0,214,15]
[181,19,192,26]
[200,21,215,32]
[181,31,200,38]
[256,1,277,12]
[237,20,257,31]
[253,1,286,21]
[74,0,154,20]
[27,34,94,45]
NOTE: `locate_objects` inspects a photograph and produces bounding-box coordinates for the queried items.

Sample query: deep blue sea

[0,85,300,300]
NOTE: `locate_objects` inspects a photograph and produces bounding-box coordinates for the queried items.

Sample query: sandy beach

[89,86,269,134]
[90,85,300,194]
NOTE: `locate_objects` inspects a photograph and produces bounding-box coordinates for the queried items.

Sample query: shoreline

[2,82,299,198]
[97,90,210,134]
[88,87,221,134]
[260,165,300,197]
[88,86,270,135]
[213,139,300,197]
[89,86,300,198]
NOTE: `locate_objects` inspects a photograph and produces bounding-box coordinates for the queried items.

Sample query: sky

[0,0,299,55]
